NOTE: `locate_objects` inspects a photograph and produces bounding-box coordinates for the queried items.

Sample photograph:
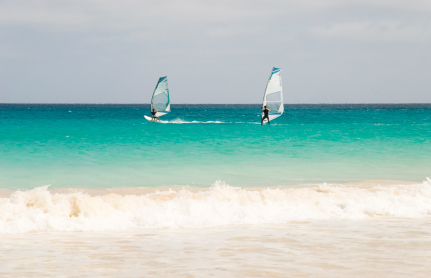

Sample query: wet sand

[1,219,431,277]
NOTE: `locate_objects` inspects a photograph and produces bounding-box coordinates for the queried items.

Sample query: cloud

[311,20,431,42]
[1,0,431,45]
[0,1,263,31]
[1,0,430,103]
[1,0,430,31]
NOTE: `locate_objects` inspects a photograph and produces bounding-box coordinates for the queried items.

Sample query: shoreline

[0,179,420,198]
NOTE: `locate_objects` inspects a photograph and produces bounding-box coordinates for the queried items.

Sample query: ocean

[1,103,431,277]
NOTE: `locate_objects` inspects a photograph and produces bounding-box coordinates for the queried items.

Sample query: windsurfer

[261,106,271,125]
[151,108,160,121]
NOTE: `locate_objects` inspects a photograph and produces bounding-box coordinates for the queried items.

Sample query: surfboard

[261,67,284,124]
[144,115,162,122]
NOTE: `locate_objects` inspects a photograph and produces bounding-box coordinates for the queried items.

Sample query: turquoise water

[1,104,430,189]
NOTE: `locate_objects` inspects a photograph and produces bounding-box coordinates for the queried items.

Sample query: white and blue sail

[151,76,171,117]
[262,67,284,123]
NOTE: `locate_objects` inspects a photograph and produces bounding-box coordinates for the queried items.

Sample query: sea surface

[1,103,431,277]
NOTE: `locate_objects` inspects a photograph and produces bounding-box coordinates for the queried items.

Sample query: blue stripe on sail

[270,68,281,78]
[158,76,167,83]
[261,112,282,116]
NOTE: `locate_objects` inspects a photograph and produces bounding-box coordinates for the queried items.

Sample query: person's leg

[268,117,270,125]
[262,116,267,125]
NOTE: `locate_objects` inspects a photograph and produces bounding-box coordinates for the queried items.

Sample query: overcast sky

[1,0,430,103]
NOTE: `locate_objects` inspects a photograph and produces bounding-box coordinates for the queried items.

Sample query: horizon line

[1,102,431,105]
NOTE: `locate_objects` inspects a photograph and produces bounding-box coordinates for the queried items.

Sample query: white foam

[161,118,223,124]
[1,179,431,233]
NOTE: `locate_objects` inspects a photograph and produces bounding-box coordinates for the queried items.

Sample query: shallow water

[1,104,431,189]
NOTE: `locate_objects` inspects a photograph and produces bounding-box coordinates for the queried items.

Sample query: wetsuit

[261,108,270,125]
[151,110,159,121]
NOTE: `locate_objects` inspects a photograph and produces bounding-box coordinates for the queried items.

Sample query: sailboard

[145,76,171,122]
[261,67,284,124]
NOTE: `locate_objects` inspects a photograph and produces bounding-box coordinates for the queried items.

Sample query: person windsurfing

[151,108,160,121]
[261,106,271,125]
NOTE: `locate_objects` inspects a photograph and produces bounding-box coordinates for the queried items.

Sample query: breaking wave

[1,179,431,233]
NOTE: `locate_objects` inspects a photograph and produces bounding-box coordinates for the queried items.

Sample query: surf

[1,179,431,233]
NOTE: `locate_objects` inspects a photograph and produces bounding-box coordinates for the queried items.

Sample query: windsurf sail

[151,76,171,117]
[261,67,283,123]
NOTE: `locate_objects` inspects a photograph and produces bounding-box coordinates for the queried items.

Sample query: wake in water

[168,118,223,124]
[1,179,431,233]
[153,118,282,124]
[153,118,223,124]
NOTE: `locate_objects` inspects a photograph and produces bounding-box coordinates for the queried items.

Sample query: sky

[1,0,430,104]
